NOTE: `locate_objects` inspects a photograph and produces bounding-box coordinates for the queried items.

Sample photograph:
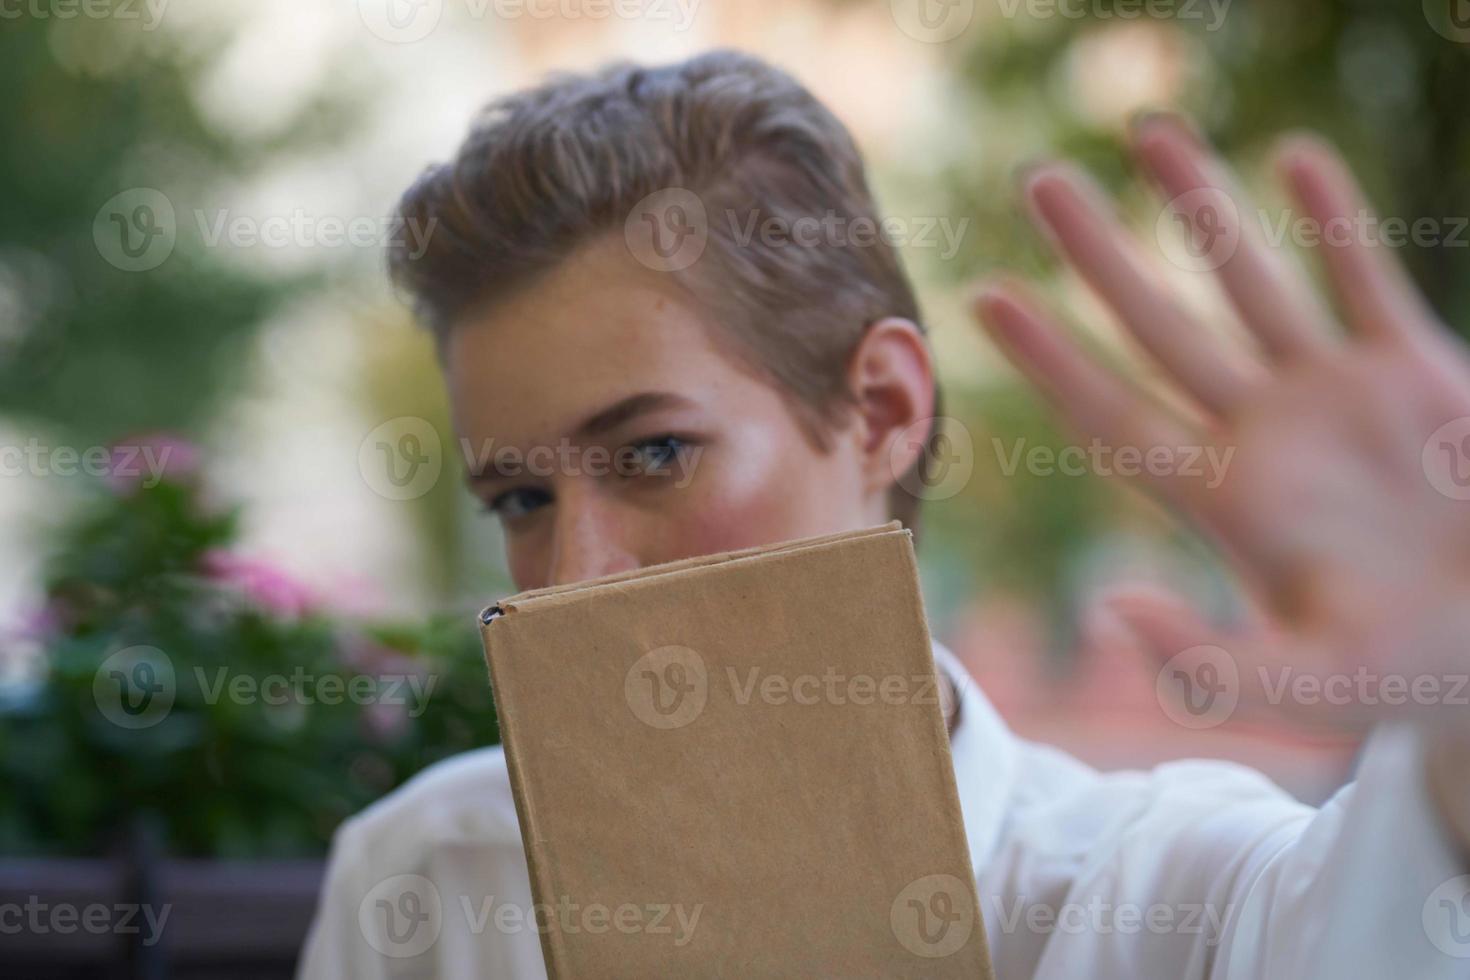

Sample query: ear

[845,317,936,501]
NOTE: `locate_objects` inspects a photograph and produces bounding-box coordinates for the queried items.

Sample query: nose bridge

[548,483,639,587]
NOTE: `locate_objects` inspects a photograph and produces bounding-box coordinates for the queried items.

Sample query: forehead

[445,238,749,443]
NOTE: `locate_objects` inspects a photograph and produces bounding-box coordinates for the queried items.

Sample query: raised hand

[973,115,1470,848]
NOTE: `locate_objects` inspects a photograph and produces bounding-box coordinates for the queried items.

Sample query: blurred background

[3,0,1469,975]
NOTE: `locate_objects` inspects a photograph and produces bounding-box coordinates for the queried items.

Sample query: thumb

[1104,588,1362,734]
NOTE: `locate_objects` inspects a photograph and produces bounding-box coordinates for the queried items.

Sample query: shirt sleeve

[1222,724,1468,979]
[296,809,550,979]
[296,816,392,980]
[294,745,548,979]
[978,725,1468,979]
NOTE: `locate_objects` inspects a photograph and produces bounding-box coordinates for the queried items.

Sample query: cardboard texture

[479,522,994,979]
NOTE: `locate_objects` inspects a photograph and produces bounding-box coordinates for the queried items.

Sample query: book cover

[480,522,993,978]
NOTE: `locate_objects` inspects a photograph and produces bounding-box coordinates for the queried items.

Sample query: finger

[1274,134,1440,345]
[1106,591,1372,735]
[1131,114,1339,361]
[973,278,1208,508]
[1020,163,1258,420]
[1097,579,1268,635]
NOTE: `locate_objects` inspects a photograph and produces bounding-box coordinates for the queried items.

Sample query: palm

[1219,344,1469,644]
[975,117,1470,734]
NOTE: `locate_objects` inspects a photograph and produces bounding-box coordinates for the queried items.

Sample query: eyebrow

[466,390,695,486]
[573,390,693,439]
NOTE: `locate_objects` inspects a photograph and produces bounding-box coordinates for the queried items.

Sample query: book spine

[479,613,568,979]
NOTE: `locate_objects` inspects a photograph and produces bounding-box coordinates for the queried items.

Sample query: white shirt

[298,645,1468,978]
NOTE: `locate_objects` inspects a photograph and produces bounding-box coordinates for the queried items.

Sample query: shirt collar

[933,640,1016,873]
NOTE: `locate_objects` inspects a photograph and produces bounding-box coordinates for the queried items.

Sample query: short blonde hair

[390,49,936,528]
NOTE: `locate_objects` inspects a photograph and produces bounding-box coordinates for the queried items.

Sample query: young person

[299,50,1470,977]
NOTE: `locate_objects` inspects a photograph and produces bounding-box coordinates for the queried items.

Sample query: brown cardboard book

[479,522,993,979]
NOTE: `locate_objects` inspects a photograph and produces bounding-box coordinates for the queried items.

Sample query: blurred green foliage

[941,0,1470,320]
[918,0,1470,620]
[0,9,361,442]
[0,466,499,858]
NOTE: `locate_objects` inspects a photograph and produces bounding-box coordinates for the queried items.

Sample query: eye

[486,486,552,522]
[623,435,690,475]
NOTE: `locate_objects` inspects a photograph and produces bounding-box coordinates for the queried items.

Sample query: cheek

[655,417,864,559]
[501,519,556,593]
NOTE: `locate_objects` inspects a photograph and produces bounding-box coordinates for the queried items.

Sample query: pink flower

[335,635,421,677]
[15,602,64,640]
[104,432,201,495]
[336,635,430,744]
[362,698,412,743]
[200,550,317,618]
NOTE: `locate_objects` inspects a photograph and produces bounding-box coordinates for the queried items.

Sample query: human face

[446,237,893,592]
